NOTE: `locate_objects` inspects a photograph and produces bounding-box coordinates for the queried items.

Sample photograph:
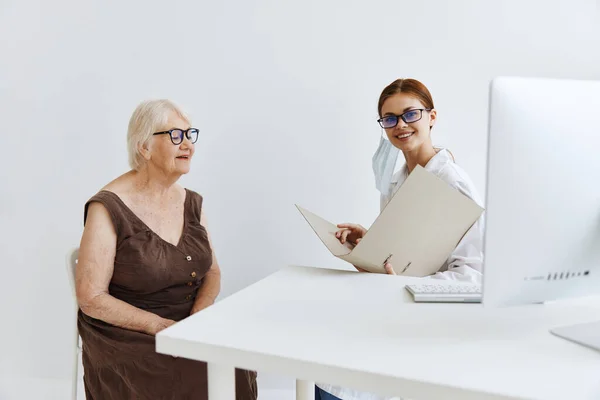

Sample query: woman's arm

[76,202,175,335]
[190,209,222,314]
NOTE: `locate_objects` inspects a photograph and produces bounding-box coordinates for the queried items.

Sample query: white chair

[65,247,81,400]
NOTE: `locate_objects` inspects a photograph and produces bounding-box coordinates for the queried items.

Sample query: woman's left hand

[384,262,396,275]
[356,262,397,275]
[190,300,214,315]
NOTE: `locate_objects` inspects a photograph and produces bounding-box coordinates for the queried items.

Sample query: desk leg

[208,363,235,400]
[296,379,314,400]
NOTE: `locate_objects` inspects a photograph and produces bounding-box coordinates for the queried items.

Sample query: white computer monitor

[481,76,600,349]
[482,76,600,305]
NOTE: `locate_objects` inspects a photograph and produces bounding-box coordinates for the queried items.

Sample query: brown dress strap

[84,190,147,245]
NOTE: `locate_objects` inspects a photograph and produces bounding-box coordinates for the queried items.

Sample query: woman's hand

[150,317,176,335]
[336,223,396,275]
[383,262,396,275]
[190,299,214,315]
[335,223,367,246]
[355,262,397,275]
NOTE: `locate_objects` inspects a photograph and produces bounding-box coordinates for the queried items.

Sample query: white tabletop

[156,266,600,400]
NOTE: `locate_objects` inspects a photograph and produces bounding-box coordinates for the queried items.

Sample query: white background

[1,0,599,397]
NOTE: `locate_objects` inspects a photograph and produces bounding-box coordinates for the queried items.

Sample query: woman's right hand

[335,223,367,246]
[150,318,176,335]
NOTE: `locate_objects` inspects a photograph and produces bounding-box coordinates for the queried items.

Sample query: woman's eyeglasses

[153,128,199,145]
[377,109,431,129]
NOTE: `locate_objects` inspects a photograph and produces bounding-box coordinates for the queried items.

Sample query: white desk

[156,266,600,400]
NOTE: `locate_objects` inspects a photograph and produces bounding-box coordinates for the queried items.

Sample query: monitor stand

[549,320,600,352]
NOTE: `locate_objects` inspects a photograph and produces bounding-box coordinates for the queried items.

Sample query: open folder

[295,165,484,275]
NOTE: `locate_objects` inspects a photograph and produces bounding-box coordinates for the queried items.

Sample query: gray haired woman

[75,99,257,400]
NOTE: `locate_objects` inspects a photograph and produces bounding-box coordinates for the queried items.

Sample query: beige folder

[295,165,484,275]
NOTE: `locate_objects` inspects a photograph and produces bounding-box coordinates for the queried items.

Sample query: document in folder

[295,165,484,275]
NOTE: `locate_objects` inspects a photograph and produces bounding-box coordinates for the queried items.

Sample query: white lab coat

[317,148,485,400]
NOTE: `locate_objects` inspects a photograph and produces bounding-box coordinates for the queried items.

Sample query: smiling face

[380,92,437,153]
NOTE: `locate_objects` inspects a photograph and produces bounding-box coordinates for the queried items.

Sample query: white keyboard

[405,283,482,303]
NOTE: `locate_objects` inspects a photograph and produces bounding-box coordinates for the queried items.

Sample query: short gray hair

[127,99,191,170]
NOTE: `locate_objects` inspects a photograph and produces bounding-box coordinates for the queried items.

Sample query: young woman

[316,78,485,400]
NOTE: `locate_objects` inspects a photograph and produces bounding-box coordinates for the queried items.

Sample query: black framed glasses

[153,128,199,145]
[377,109,432,129]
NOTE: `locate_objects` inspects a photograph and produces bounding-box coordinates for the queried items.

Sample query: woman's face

[380,93,436,152]
[146,112,195,176]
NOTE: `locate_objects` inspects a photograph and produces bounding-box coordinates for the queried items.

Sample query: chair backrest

[66,247,79,299]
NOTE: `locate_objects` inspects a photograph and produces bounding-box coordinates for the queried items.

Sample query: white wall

[1,0,599,396]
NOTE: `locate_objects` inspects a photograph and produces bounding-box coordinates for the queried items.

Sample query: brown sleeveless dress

[77,189,257,400]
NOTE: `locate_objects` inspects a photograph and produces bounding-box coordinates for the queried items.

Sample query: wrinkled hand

[190,300,214,315]
[354,262,397,275]
[335,223,367,246]
[151,318,176,335]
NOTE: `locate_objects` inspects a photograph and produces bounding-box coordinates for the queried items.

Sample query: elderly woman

[76,100,257,400]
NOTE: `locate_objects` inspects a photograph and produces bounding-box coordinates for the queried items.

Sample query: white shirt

[316,149,485,400]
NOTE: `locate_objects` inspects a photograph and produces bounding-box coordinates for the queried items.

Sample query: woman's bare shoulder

[101,171,136,196]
